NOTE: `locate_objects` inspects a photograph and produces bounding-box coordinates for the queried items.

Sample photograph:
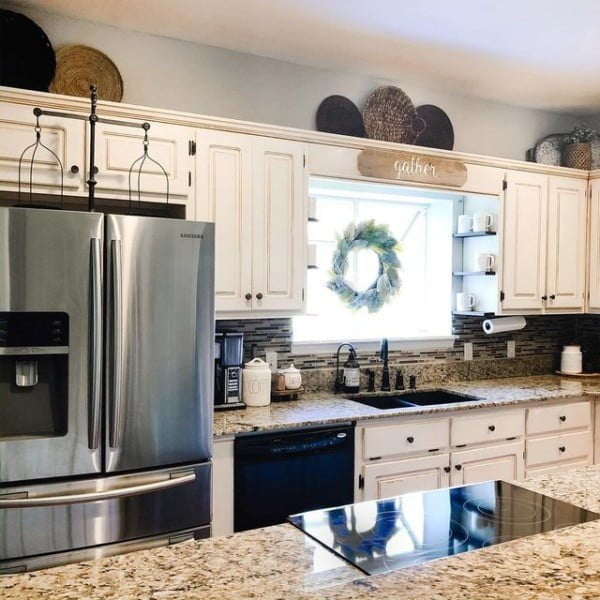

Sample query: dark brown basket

[562,143,592,169]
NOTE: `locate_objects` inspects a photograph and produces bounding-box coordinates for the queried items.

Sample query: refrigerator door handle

[88,238,103,450]
[109,238,124,449]
[0,471,196,508]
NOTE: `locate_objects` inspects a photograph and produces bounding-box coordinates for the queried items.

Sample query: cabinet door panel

[252,137,306,312]
[92,121,191,200]
[501,172,547,311]
[588,180,600,311]
[451,441,524,486]
[0,102,85,193]
[546,177,587,311]
[363,454,450,501]
[196,130,253,313]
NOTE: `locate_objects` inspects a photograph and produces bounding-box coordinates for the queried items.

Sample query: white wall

[2,3,583,160]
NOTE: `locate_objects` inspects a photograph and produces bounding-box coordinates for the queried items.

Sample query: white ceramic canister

[283,363,302,390]
[560,345,583,374]
[242,357,272,407]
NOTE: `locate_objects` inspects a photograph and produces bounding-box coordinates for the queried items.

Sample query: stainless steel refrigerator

[0,207,215,573]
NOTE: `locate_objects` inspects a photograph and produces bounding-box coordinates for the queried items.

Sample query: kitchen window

[293,178,456,350]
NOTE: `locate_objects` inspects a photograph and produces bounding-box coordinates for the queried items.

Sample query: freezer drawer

[0,462,211,567]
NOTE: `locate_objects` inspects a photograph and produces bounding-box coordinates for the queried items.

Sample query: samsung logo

[180,233,203,239]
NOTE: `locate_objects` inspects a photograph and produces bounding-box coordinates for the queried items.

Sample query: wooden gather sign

[357,148,468,187]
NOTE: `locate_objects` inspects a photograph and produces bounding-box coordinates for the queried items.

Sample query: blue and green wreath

[326,220,402,313]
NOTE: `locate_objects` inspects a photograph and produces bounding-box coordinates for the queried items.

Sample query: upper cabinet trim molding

[0,86,588,181]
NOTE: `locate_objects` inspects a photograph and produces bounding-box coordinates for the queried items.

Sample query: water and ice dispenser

[0,312,69,439]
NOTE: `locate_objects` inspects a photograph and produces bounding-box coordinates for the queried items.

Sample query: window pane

[295,179,455,342]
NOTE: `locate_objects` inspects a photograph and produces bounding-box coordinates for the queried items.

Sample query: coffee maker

[214,332,245,410]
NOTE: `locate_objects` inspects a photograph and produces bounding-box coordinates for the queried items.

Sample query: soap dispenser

[343,348,360,393]
[334,343,360,394]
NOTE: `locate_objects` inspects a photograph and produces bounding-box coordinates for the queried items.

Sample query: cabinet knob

[70,164,79,174]
[256,293,264,300]
[488,425,496,432]
[559,415,566,422]
[245,293,252,301]
[559,446,566,453]
[455,464,462,471]
[406,436,414,444]
[443,466,451,473]
[541,295,548,301]
[549,294,556,300]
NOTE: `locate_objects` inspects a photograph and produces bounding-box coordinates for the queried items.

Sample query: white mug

[474,253,496,272]
[472,213,494,232]
[456,292,476,312]
[457,215,472,234]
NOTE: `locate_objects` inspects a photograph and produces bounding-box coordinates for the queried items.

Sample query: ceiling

[14,0,600,114]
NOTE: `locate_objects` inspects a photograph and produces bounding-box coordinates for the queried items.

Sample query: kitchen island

[2,465,600,599]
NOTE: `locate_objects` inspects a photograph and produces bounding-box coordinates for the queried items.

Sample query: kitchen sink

[348,390,478,410]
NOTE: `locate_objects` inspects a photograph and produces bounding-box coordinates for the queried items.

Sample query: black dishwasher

[234,424,355,532]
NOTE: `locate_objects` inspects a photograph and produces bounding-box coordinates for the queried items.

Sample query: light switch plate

[464,342,473,361]
[507,340,516,358]
[266,350,278,373]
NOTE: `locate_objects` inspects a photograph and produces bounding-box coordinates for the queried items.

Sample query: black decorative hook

[17,108,65,207]
[127,122,170,214]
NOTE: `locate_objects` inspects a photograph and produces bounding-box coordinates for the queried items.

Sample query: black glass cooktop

[288,481,599,575]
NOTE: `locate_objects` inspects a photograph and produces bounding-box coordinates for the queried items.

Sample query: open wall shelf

[453,231,497,238]
[453,271,496,277]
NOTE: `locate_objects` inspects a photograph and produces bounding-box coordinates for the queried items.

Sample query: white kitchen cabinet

[501,171,586,314]
[501,171,548,311]
[196,130,307,315]
[252,137,306,312]
[451,409,525,447]
[195,130,254,312]
[362,418,450,460]
[0,102,85,194]
[588,179,600,312]
[92,119,193,204]
[525,430,592,469]
[545,176,587,311]
[362,454,450,501]
[527,401,591,436]
[450,440,525,486]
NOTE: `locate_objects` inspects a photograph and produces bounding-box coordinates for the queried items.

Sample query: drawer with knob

[451,409,525,447]
[362,419,449,460]
[526,401,591,436]
[525,430,592,468]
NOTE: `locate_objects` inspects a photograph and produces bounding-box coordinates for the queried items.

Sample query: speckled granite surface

[3,465,600,599]
[214,374,600,436]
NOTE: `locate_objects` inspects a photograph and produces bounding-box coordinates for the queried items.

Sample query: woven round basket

[562,143,592,169]
[362,86,425,143]
[50,45,123,102]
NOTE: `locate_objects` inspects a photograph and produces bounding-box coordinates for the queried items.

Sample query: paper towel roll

[482,316,526,335]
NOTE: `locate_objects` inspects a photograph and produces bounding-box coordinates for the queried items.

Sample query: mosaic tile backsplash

[217,314,581,368]
[216,314,600,391]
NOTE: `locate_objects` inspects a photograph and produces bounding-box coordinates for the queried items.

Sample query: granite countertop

[214,374,600,436]
[3,465,600,599]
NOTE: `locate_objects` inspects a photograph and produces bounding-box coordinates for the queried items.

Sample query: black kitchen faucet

[380,338,390,391]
